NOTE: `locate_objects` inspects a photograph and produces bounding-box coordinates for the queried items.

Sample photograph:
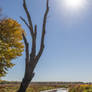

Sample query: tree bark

[17,73,34,92]
[17,63,34,92]
[17,77,31,92]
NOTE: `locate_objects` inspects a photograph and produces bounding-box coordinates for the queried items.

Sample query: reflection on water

[40,88,68,92]
[56,88,68,92]
[56,89,68,92]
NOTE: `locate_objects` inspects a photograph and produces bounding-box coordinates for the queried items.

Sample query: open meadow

[0,82,64,92]
[0,81,92,92]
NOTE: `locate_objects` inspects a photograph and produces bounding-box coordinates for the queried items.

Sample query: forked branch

[22,33,29,68]
[23,0,34,36]
[35,0,49,66]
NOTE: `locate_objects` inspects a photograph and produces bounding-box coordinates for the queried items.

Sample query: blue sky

[1,0,92,82]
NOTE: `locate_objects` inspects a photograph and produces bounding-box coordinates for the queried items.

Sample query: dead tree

[17,0,49,92]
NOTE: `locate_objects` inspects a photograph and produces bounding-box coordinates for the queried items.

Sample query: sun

[64,0,85,10]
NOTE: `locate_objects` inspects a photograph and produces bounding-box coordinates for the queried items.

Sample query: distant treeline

[0,80,92,85]
[31,82,92,86]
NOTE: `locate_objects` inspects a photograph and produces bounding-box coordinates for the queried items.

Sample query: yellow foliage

[0,18,24,77]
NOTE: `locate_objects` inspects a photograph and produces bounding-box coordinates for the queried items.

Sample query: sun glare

[64,0,86,10]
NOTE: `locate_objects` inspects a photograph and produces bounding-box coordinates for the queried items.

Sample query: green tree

[0,18,24,77]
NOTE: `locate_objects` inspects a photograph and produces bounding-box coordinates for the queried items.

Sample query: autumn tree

[0,18,24,77]
[17,0,49,92]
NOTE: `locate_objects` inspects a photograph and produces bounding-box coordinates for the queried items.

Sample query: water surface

[40,88,68,92]
[56,88,68,92]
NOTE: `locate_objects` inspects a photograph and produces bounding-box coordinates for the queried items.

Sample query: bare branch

[29,25,37,61]
[23,0,36,57]
[20,16,29,28]
[34,24,37,40]
[0,8,2,16]
[35,0,49,66]
[20,16,34,39]
[32,25,37,57]
[23,0,33,35]
[22,33,29,68]
[30,36,36,61]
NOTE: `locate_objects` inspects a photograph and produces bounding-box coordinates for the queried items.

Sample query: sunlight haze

[1,0,92,82]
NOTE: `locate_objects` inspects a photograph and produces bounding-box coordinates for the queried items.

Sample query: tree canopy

[0,18,24,77]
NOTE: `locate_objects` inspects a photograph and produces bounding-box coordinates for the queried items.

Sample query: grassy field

[0,84,63,92]
[0,80,69,92]
[69,84,92,92]
[1,82,92,92]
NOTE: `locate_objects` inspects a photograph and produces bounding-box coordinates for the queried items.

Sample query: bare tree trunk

[17,72,34,92]
[17,77,31,92]
[17,59,35,92]
[17,0,49,92]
